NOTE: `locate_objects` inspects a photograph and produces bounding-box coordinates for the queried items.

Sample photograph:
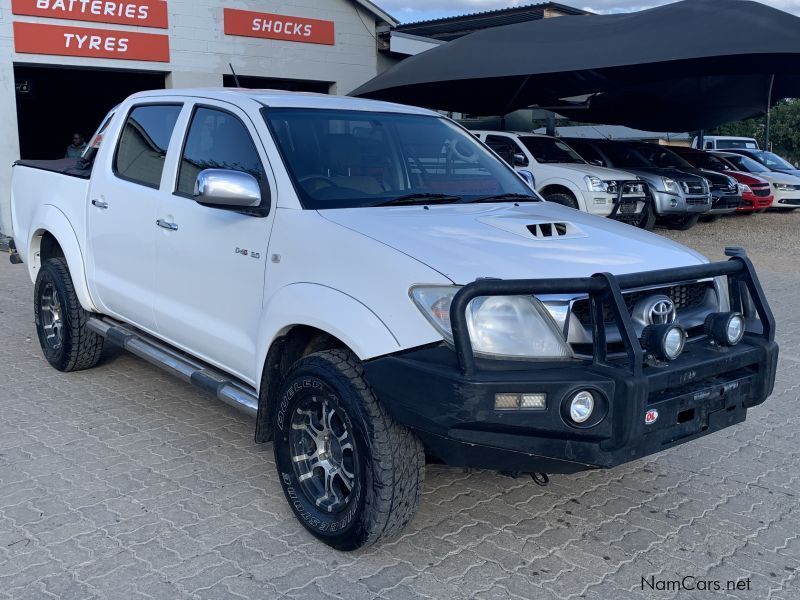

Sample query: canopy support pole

[764,74,775,150]
[546,112,556,137]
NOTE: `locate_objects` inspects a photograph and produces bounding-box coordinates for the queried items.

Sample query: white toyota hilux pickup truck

[8,89,778,551]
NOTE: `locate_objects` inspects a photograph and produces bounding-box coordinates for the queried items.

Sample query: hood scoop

[478,214,586,240]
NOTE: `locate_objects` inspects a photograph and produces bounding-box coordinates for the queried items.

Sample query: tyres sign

[11,0,169,29]
[224,8,335,46]
[13,22,170,61]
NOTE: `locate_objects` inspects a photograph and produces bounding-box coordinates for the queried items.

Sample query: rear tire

[544,192,580,210]
[273,349,425,551]
[664,214,700,231]
[34,258,104,372]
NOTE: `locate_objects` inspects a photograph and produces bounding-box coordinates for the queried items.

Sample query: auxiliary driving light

[494,393,546,411]
[641,324,686,361]
[704,312,745,346]
[569,390,595,424]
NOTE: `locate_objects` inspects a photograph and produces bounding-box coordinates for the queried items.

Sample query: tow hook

[500,471,550,486]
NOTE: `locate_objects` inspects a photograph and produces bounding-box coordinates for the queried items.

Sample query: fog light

[521,393,547,409]
[642,324,686,361]
[704,312,745,346]
[569,391,595,424]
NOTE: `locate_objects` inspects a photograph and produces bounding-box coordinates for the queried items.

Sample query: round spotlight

[569,391,595,424]
[642,324,686,361]
[705,312,746,346]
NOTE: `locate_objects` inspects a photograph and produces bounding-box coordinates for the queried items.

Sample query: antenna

[229,63,242,88]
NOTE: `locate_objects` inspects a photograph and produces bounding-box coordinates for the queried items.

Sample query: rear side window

[114,104,181,188]
[176,107,266,197]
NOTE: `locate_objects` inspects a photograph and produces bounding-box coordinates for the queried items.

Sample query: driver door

[153,101,276,383]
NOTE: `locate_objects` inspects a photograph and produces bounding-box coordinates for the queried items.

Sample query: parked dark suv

[626,142,741,221]
[564,138,712,230]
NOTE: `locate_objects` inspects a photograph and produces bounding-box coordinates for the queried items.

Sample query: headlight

[662,177,681,194]
[410,286,573,359]
[584,176,608,192]
[774,182,798,191]
[738,183,752,194]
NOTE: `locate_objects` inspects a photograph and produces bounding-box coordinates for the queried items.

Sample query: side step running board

[87,317,258,417]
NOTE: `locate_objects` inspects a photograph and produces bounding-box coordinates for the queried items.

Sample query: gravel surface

[660,210,800,272]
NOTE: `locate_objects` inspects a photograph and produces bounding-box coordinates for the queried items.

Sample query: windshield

[634,145,693,169]
[598,143,652,168]
[748,150,795,170]
[519,137,585,164]
[717,139,758,149]
[264,108,535,209]
[722,154,769,173]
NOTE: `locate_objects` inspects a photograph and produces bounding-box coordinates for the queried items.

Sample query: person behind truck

[65,133,87,159]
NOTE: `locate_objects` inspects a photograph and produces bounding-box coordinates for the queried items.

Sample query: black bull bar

[449,248,775,377]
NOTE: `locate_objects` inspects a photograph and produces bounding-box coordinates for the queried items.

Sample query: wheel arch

[253,284,402,443]
[27,206,97,312]
[538,180,586,210]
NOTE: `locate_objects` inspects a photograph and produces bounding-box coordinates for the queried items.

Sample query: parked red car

[669,147,773,212]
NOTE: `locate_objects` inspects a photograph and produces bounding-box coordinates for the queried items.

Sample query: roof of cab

[127,88,438,116]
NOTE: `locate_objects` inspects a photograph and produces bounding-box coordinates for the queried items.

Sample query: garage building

[0,0,396,237]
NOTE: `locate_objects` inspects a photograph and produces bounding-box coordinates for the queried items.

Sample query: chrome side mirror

[194,169,262,208]
[588,159,604,167]
[518,170,536,189]
[513,152,529,167]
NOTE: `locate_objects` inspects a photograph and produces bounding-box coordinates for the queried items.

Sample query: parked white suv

[692,136,759,151]
[8,89,778,551]
[473,131,654,229]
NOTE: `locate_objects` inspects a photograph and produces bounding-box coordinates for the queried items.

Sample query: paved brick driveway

[1,228,799,599]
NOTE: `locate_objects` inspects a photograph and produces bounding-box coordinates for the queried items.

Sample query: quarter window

[114,104,182,188]
[177,107,266,198]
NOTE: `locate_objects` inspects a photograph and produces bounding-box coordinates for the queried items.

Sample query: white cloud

[379,0,800,22]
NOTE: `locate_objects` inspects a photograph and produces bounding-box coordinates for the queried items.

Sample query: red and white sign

[14,22,170,62]
[644,409,659,425]
[224,8,335,46]
[12,0,169,29]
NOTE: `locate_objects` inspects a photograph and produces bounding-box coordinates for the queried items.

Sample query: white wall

[0,0,384,236]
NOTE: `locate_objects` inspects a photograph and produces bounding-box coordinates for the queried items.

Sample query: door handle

[156,219,178,231]
[91,199,108,209]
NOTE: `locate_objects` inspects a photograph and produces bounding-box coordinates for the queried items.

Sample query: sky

[377,0,800,24]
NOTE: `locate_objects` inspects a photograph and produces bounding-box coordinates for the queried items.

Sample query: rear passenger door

[87,102,183,332]
[153,101,276,383]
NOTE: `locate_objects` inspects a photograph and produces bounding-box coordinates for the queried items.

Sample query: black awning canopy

[351,0,800,131]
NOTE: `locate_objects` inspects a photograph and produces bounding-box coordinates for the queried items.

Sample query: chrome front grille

[682,181,706,195]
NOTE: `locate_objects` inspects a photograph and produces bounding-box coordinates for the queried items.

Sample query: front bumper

[708,192,742,215]
[737,194,772,212]
[651,190,711,215]
[365,255,778,474]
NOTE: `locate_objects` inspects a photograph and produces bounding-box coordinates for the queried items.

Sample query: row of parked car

[473,131,800,231]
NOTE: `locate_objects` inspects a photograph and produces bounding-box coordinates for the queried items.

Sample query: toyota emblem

[645,296,676,325]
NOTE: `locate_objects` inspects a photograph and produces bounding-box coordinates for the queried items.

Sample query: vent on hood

[527,222,570,238]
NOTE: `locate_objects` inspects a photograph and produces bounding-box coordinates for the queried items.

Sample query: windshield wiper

[463,193,540,204]
[371,193,462,207]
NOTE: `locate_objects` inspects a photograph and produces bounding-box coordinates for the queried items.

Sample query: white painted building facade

[0,0,396,237]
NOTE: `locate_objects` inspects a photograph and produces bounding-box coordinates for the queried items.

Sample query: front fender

[255,283,402,384]
[27,205,97,312]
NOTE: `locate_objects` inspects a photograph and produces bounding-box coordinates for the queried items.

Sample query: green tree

[711,99,800,165]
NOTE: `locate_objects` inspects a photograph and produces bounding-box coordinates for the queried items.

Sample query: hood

[773,168,800,178]
[728,171,769,186]
[615,167,704,185]
[681,168,730,186]
[750,171,800,186]
[320,203,706,285]
[551,163,638,181]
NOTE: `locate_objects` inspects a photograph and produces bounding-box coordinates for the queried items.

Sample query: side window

[485,135,518,166]
[177,107,266,197]
[571,141,605,166]
[114,104,182,188]
[705,141,713,150]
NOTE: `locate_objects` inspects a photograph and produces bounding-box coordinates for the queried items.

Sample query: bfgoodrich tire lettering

[273,349,424,551]
[34,258,104,372]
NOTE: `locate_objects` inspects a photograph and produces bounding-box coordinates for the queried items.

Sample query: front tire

[544,192,580,210]
[34,258,104,372]
[273,349,425,551]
